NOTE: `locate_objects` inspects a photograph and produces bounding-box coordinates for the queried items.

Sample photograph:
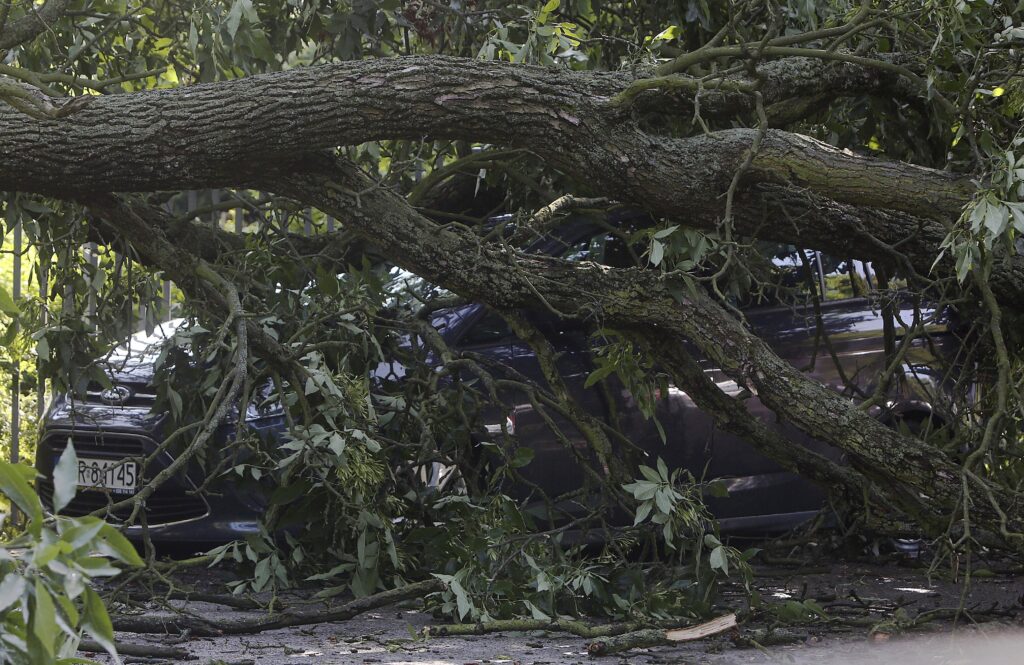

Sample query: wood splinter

[587,612,738,656]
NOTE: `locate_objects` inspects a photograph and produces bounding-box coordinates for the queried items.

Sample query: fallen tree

[1,0,1023,646]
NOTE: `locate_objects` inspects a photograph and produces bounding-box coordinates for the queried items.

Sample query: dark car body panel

[434,293,955,533]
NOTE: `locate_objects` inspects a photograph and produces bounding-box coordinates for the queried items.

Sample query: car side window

[764,247,876,303]
[819,256,874,300]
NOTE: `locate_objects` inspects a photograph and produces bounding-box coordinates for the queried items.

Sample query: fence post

[10,221,20,467]
[211,190,220,226]
[37,256,47,419]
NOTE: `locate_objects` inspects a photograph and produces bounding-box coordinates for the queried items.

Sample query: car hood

[97,318,185,387]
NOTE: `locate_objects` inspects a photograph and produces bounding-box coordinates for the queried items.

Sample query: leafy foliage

[0,450,142,664]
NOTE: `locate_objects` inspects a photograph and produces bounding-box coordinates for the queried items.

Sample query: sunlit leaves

[50,442,77,515]
[477,1,588,65]
[940,132,1024,281]
[0,286,19,317]
[0,462,42,531]
[0,471,136,664]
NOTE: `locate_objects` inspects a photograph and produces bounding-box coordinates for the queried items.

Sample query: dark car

[34,220,958,541]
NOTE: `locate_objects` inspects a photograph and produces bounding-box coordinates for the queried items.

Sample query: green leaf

[82,587,117,658]
[654,488,673,515]
[653,224,679,239]
[639,465,661,483]
[0,461,43,528]
[524,599,550,620]
[188,20,199,53]
[511,447,534,468]
[1007,202,1024,233]
[705,480,730,498]
[652,25,680,42]
[983,201,1009,235]
[227,0,244,37]
[52,441,78,514]
[709,545,729,575]
[632,500,653,525]
[650,239,664,266]
[633,482,658,501]
[450,580,472,620]
[97,524,144,567]
[0,320,19,346]
[166,387,183,420]
[253,556,271,591]
[32,579,57,659]
[538,0,560,24]
[240,0,259,22]
[0,574,25,613]
[583,363,615,388]
[0,285,18,316]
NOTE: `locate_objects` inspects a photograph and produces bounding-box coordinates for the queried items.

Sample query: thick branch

[254,158,1020,547]
[0,56,970,219]
[4,56,1003,302]
[111,578,443,636]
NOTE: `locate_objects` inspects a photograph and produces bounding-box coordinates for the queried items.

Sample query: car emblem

[99,385,132,405]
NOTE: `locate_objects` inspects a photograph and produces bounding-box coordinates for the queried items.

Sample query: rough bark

[0,57,969,214]
[0,0,71,50]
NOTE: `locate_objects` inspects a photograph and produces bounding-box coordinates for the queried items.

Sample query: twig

[422,619,646,639]
[111,578,443,636]
[78,640,192,660]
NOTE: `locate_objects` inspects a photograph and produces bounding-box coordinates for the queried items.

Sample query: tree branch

[248,157,1018,546]
[0,0,71,50]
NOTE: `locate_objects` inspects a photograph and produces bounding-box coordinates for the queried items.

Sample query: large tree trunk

[2,56,1019,307]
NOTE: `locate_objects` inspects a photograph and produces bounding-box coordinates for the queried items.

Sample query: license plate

[76,457,139,494]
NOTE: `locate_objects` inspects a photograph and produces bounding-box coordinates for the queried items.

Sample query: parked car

[34,218,958,542]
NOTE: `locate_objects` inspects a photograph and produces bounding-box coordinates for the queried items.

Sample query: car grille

[46,432,146,458]
[38,479,209,524]
[39,434,208,525]
[82,381,157,407]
